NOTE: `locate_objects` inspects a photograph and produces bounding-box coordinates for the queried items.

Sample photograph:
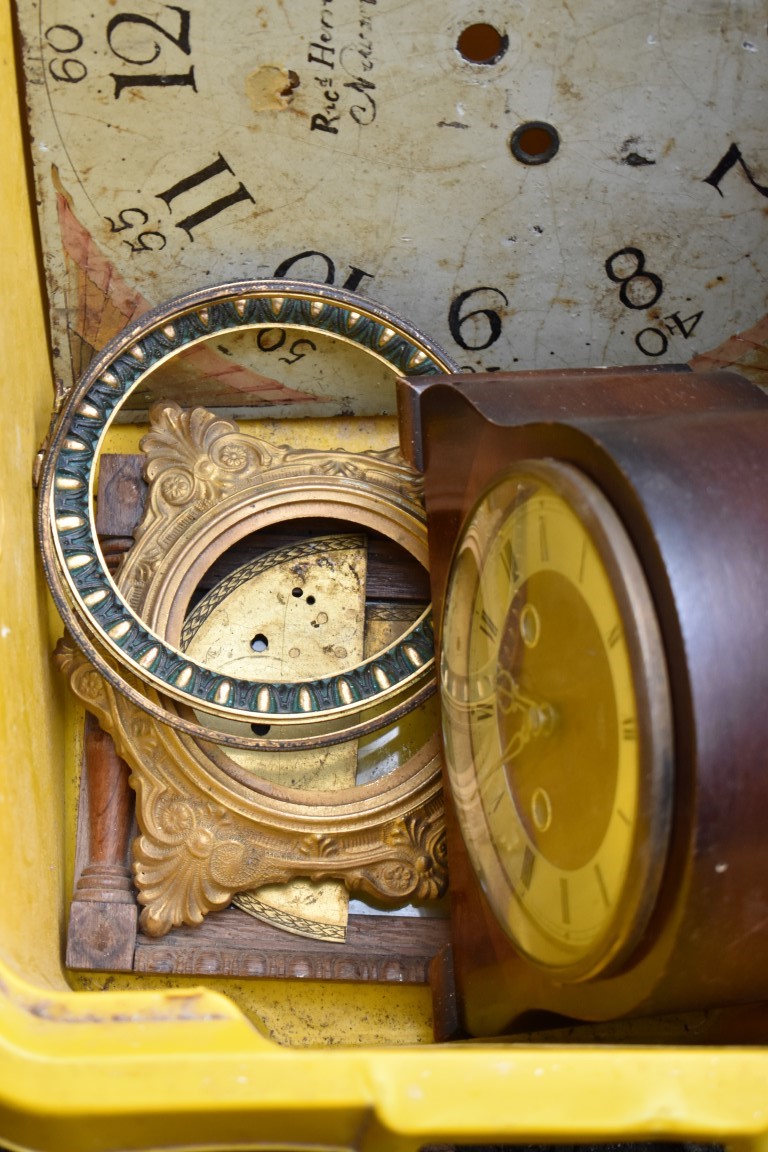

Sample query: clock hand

[497,669,556,762]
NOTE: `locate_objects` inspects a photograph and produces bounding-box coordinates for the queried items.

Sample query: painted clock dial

[16,0,768,412]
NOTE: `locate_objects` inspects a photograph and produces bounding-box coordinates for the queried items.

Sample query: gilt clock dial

[16,0,768,411]
[441,461,673,979]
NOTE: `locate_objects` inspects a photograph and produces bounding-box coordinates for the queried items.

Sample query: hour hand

[496,669,556,761]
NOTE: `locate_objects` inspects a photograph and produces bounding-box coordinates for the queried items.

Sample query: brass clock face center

[441,461,674,978]
[496,570,620,874]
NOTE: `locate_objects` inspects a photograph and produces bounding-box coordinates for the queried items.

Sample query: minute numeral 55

[105,207,166,253]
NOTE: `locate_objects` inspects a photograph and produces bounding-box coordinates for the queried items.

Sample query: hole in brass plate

[510,121,560,165]
[456,22,508,64]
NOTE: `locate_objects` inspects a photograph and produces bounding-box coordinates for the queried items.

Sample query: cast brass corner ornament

[121,398,426,620]
[117,399,435,746]
[57,403,446,936]
[58,637,445,937]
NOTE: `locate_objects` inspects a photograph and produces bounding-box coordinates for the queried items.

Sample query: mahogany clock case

[398,366,768,629]
[398,367,768,1035]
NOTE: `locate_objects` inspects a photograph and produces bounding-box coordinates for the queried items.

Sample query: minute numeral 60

[43,24,87,83]
[605,246,703,358]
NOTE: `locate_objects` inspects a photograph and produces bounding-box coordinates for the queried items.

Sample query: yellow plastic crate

[3,6,768,1149]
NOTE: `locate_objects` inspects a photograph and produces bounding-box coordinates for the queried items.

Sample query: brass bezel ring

[38,280,458,740]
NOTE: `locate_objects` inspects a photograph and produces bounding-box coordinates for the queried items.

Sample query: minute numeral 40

[634,308,704,358]
[605,246,704,359]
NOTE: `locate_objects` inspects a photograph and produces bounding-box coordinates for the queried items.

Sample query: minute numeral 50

[604,247,703,359]
[256,328,317,366]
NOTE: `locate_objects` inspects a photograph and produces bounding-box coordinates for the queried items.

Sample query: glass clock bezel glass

[440,458,674,980]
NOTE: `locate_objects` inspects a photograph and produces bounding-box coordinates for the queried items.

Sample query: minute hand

[496,669,556,762]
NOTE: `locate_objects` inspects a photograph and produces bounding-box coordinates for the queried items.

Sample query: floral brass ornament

[58,638,445,936]
[117,398,435,748]
[56,401,446,936]
[38,279,458,742]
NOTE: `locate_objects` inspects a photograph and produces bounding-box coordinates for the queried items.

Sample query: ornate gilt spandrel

[118,400,427,633]
[59,637,445,938]
[61,401,446,939]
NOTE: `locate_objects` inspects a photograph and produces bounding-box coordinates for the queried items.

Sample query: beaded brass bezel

[38,279,457,743]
